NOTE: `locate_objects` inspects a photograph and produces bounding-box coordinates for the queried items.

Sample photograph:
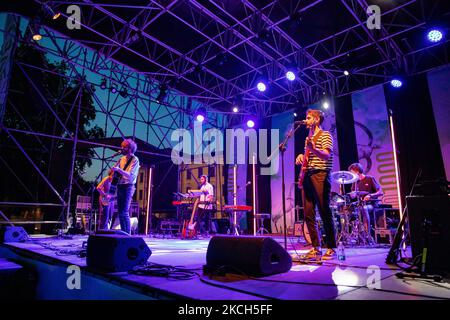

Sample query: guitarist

[295,109,336,261]
[96,169,114,230]
[111,139,140,235]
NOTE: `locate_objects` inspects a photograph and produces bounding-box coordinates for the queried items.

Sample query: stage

[1,234,449,300]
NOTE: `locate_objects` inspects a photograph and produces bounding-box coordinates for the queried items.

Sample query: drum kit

[330,171,376,246]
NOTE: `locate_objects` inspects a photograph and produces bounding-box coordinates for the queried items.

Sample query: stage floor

[1,234,449,300]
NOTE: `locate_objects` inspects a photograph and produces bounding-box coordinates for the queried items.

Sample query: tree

[0,41,104,227]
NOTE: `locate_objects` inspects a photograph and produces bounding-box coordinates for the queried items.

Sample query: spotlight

[100,78,107,90]
[427,29,443,43]
[293,112,298,117]
[156,84,168,103]
[232,107,239,113]
[246,120,255,128]
[194,107,207,122]
[32,33,42,41]
[110,83,117,94]
[390,79,403,88]
[286,70,296,81]
[344,70,350,76]
[29,20,42,41]
[257,81,267,92]
[322,101,330,109]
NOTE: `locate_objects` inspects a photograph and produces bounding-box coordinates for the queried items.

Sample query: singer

[111,139,140,234]
[295,109,336,261]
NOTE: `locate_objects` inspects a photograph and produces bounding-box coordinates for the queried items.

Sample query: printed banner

[352,85,399,208]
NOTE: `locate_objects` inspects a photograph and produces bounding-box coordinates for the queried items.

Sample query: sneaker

[322,248,336,260]
[299,248,322,263]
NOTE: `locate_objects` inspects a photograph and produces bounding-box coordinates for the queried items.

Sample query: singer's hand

[295,154,304,165]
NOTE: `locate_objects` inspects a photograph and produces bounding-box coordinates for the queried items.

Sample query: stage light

[322,101,330,109]
[257,81,267,92]
[390,79,403,88]
[29,21,42,41]
[233,107,239,113]
[246,120,255,128]
[110,83,117,94]
[100,78,107,90]
[344,70,350,76]
[32,33,42,41]
[427,29,443,43]
[293,112,298,117]
[43,3,61,20]
[286,71,296,81]
[194,107,207,122]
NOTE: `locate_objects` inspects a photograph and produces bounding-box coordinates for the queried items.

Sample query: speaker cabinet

[407,195,450,274]
[0,226,29,243]
[205,236,292,277]
[87,234,151,272]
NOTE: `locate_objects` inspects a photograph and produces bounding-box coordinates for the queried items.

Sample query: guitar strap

[121,155,135,172]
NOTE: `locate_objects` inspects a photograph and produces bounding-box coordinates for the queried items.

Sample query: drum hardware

[330,170,377,247]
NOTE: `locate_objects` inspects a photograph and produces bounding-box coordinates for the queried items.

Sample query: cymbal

[330,171,358,185]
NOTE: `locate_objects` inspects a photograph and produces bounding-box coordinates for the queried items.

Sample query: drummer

[348,163,383,241]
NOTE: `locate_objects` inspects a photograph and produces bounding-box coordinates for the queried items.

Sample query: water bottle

[337,242,346,263]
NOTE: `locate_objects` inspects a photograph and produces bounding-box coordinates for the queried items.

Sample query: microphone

[245,181,251,187]
[295,120,307,125]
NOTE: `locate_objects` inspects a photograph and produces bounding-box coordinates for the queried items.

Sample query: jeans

[302,170,337,249]
[117,184,135,234]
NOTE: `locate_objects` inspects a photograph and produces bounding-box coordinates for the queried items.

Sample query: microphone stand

[269,122,304,250]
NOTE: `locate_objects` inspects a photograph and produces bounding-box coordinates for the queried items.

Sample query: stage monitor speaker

[407,195,450,275]
[0,226,29,243]
[87,234,151,272]
[205,235,292,277]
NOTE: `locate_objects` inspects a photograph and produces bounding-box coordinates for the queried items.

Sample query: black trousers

[302,170,337,249]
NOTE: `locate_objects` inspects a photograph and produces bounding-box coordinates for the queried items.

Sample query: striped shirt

[305,130,333,171]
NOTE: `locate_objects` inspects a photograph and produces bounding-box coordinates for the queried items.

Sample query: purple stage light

[257,81,267,92]
[247,120,255,128]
